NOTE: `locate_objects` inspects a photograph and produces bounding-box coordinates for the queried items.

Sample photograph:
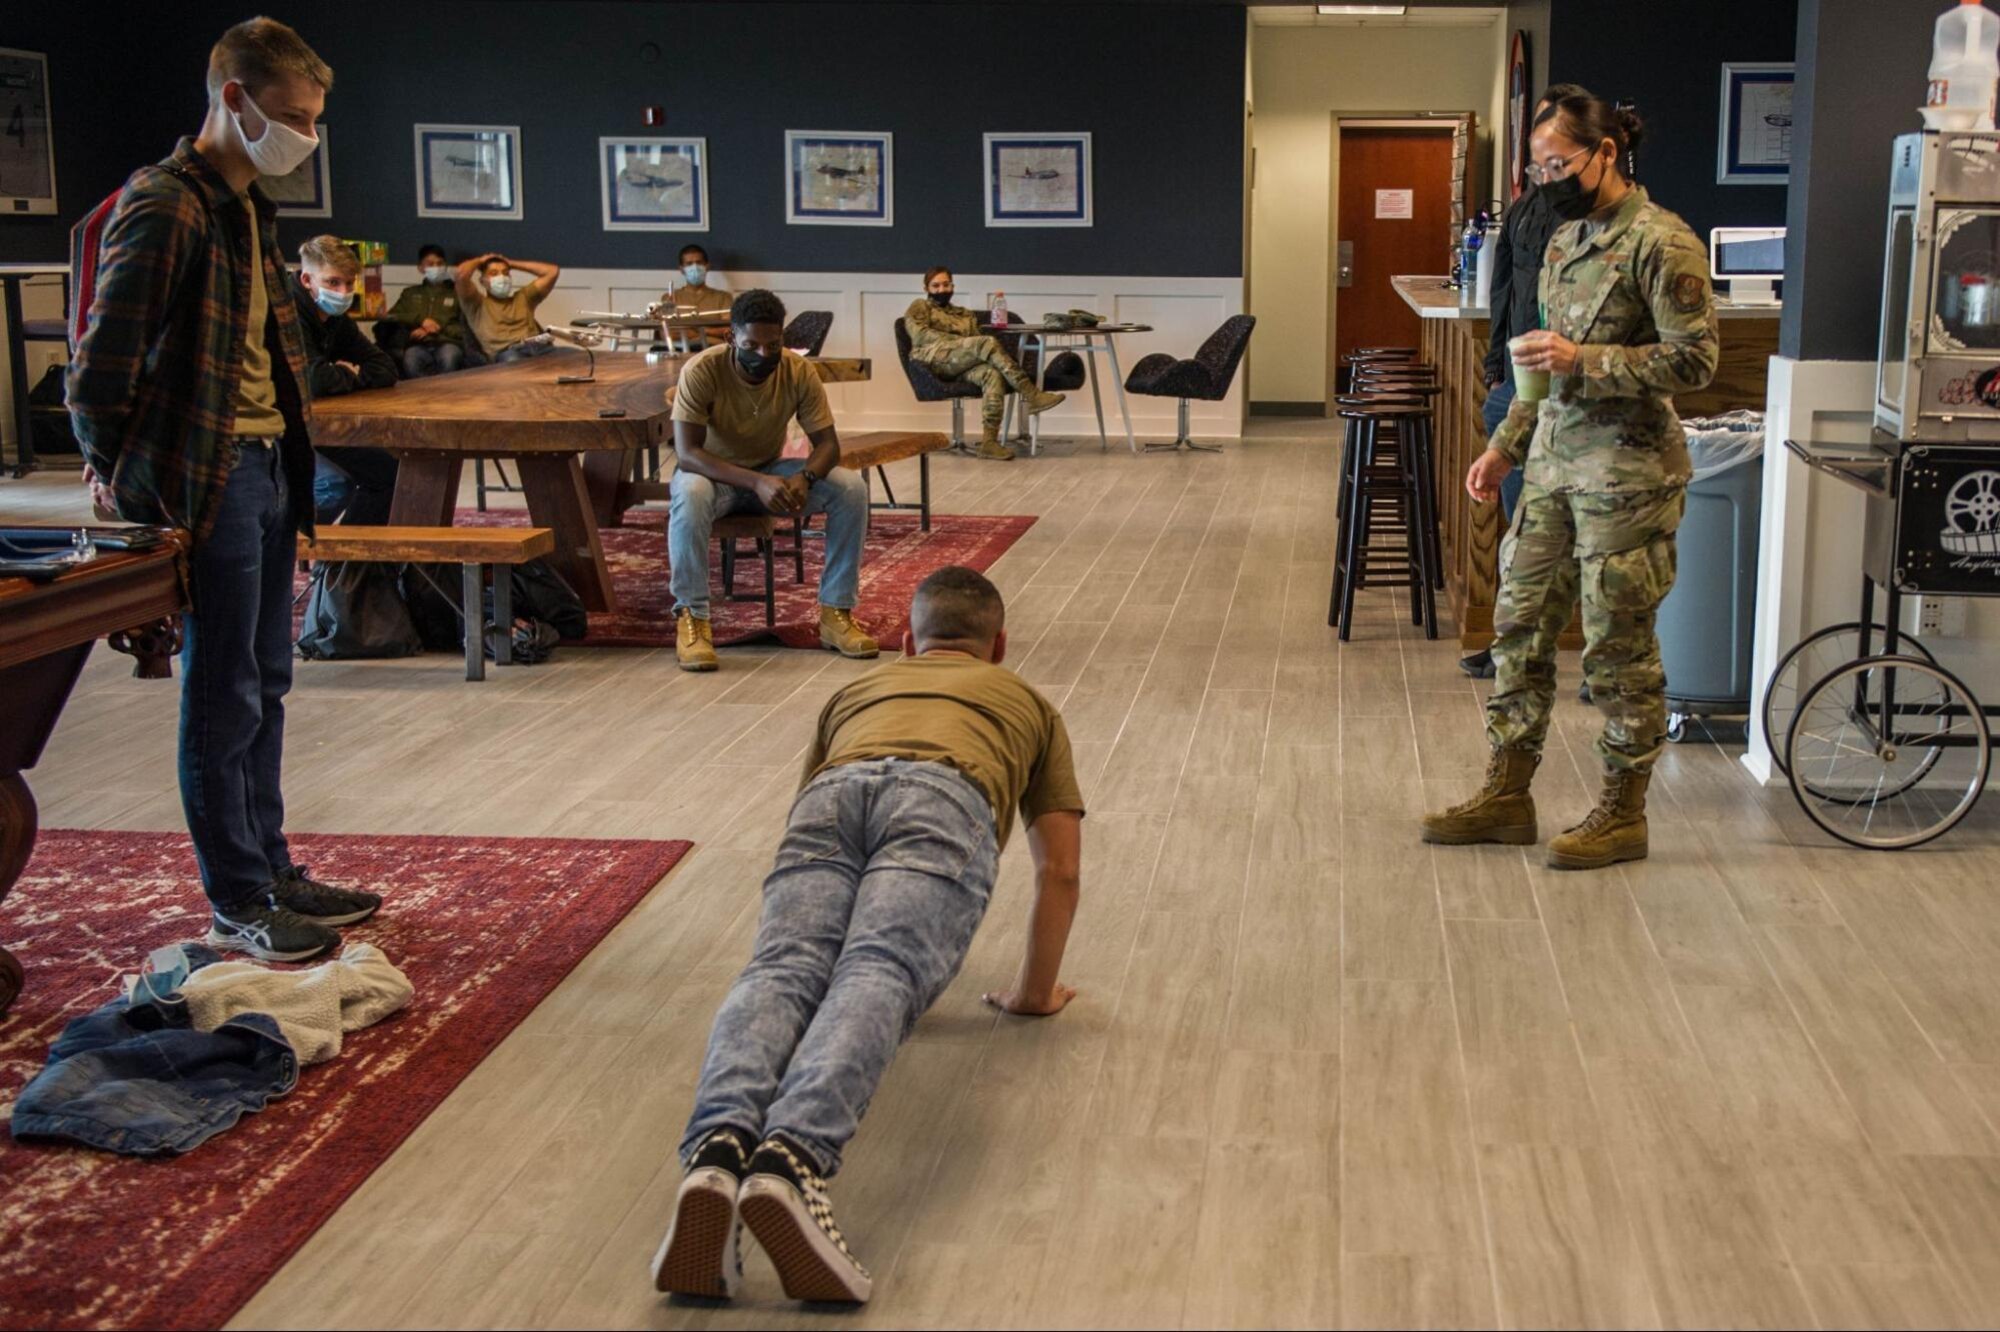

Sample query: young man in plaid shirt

[68,18,379,963]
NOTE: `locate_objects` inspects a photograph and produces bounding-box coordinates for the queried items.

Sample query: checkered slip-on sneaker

[651,1128,752,1297]
[737,1134,872,1303]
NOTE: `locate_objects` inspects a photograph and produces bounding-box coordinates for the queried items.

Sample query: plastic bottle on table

[1927,0,2000,131]
[990,291,1008,329]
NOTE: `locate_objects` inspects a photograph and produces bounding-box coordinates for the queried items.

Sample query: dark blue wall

[1547,0,1798,244]
[0,1,1247,276]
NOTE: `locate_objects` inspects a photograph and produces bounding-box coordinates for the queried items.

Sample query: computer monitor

[1710,227,1786,306]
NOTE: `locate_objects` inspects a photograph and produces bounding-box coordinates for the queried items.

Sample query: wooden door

[1334,126,1456,373]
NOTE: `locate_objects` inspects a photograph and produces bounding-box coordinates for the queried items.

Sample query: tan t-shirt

[670,343,834,469]
[659,282,731,347]
[802,654,1086,851]
[229,196,286,437]
[465,284,547,355]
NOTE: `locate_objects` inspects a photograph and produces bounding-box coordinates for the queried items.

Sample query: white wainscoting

[467,267,1248,440]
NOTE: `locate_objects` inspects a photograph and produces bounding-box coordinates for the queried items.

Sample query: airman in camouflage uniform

[1423,184,1719,869]
[905,290,1065,461]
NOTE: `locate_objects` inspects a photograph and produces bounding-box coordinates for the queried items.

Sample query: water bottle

[990,291,1008,328]
[1927,0,2000,131]
[1458,214,1486,304]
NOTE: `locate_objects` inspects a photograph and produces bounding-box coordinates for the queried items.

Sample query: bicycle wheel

[1786,654,1990,850]
[1763,622,1936,776]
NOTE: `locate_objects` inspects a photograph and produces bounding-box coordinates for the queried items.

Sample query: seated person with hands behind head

[652,565,1085,1307]
[668,288,878,672]
[292,234,398,525]
[455,250,559,361]
[904,266,1065,462]
[381,243,471,378]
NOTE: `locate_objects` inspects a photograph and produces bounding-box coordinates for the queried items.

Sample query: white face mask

[225,85,319,178]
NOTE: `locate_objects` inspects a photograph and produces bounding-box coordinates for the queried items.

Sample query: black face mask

[928,292,954,307]
[737,346,779,382]
[1544,152,1607,221]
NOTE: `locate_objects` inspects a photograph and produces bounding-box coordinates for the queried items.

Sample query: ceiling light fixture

[1317,4,1409,15]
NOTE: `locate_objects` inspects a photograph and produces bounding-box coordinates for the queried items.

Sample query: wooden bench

[837,430,952,531]
[297,525,555,681]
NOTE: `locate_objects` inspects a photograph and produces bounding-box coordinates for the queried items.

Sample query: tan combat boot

[819,607,880,659]
[1546,771,1649,871]
[676,610,718,672]
[1419,747,1540,846]
[974,422,1017,462]
[1021,386,1066,416]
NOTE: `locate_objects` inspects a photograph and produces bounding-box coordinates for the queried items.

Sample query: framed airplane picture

[415,123,522,220]
[601,137,707,231]
[785,130,892,227]
[985,132,1092,227]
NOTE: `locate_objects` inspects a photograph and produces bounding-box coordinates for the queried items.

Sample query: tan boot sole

[1420,821,1538,847]
[677,655,719,672]
[820,636,880,659]
[1024,392,1065,416]
[1545,840,1648,871]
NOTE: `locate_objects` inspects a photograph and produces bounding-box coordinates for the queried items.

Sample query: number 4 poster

[0,48,57,215]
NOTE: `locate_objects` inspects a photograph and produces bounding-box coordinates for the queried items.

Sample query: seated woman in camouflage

[1421,95,1719,871]
[903,266,1065,461]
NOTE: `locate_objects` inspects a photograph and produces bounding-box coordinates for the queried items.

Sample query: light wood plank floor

[9,425,2000,1329]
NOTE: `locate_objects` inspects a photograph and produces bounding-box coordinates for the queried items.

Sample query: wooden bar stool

[1329,401,1440,641]
[715,514,781,627]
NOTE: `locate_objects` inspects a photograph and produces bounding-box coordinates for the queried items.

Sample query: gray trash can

[1657,411,1765,740]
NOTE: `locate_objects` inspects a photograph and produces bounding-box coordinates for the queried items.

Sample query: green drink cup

[1510,334,1551,403]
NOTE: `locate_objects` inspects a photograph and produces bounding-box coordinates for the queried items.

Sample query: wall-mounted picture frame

[265,125,332,218]
[984,132,1092,227]
[1506,31,1531,203]
[415,123,522,220]
[785,130,892,227]
[601,137,707,232]
[1718,62,1794,185]
[0,47,58,215]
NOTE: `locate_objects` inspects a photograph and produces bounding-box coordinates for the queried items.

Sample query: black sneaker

[652,1127,752,1298]
[737,1134,871,1304]
[206,898,341,963]
[1459,649,1496,679]
[272,865,381,927]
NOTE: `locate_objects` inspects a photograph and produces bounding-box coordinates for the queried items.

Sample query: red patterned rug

[295,510,1036,651]
[0,830,693,1332]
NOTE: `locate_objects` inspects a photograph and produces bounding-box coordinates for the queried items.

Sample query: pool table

[0,526,189,1014]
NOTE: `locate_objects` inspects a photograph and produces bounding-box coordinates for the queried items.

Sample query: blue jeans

[681,758,1001,1176]
[494,338,554,363]
[312,446,399,526]
[401,341,464,377]
[1483,377,1525,522]
[669,460,868,620]
[179,444,298,911]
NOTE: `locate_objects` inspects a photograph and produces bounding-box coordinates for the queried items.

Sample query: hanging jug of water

[1926,0,2000,131]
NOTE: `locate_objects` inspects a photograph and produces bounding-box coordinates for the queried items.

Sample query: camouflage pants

[921,336,1032,430]
[1485,482,1684,775]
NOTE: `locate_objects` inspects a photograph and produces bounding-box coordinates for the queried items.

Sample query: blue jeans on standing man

[1484,377,1525,522]
[679,758,1001,1176]
[179,442,299,913]
[669,459,869,621]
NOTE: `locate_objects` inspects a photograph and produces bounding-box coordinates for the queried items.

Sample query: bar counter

[1389,276,1780,649]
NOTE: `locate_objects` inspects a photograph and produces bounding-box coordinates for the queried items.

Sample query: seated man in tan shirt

[652,565,1085,1306]
[658,242,731,349]
[669,288,876,669]
[454,251,559,361]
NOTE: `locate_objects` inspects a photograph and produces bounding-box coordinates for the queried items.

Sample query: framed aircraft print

[785,130,892,227]
[600,137,707,231]
[985,132,1091,227]
[266,125,332,218]
[415,123,522,220]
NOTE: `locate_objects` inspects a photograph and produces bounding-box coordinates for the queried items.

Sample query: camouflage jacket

[1491,186,1720,494]
[904,298,981,364]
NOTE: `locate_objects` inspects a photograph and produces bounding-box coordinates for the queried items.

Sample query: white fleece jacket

[180,943,414,1064]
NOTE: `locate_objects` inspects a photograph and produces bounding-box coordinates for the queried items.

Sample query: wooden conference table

[310,347,871,614]
[0,527,190,1014]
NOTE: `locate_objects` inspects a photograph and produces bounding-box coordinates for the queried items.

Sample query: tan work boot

[973,423,1017,462]
[1546,771,1650,871]
[819,607,880,659]
[676,610,718,672]
[1021,386,1066,416]
[1419,747,1540,846]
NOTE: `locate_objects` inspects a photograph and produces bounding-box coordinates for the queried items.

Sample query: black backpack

[296,562,423,660]
[398,557,587,660]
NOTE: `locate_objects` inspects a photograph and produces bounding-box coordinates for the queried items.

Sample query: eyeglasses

[1526,147,1591,186]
